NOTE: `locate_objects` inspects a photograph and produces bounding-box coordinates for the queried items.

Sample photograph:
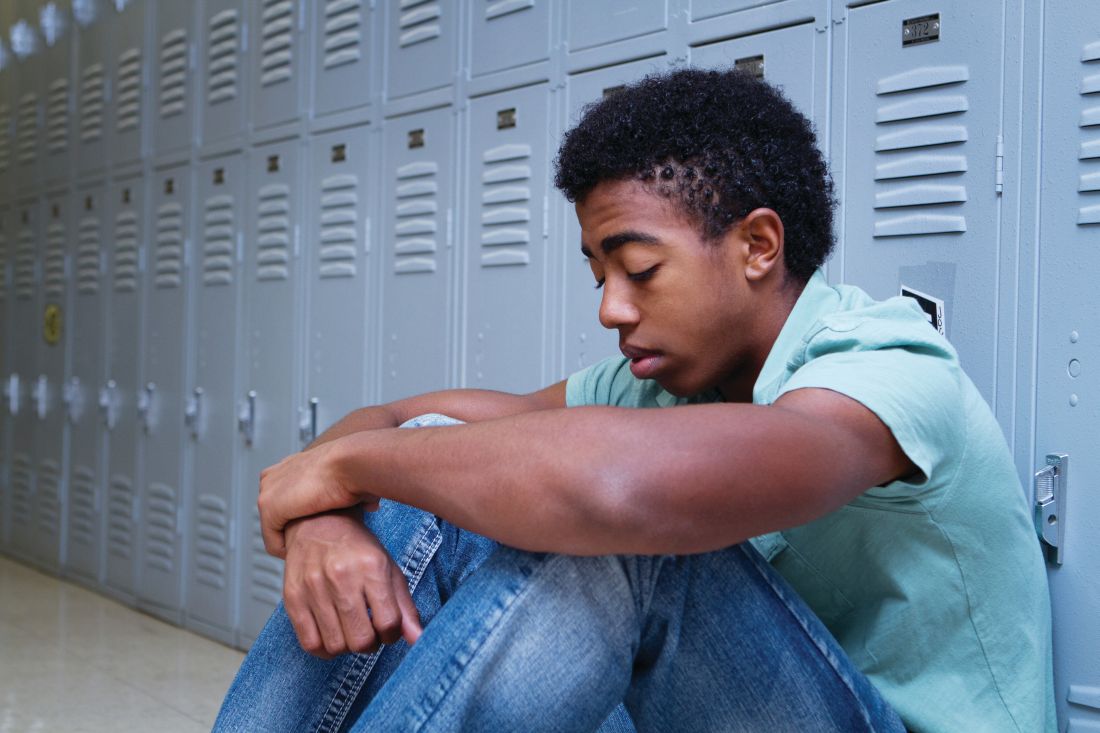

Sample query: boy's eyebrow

[580,230,661,258]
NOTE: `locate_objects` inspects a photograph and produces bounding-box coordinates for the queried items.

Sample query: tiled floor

[0,554,244,732]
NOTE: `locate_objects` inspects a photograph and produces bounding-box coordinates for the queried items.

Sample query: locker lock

[99,380,119,430]
[64,377,85,425]
[137,382,157,434]
[185,387,204,440]
[33,375,49,420]
[299,398,319,446]
[238,390,257,447]
[1034,453,1069,565]
[5,374,20,416]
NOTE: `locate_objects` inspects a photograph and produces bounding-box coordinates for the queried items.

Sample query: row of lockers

[0,0,1098,728]
[0,0,833,189]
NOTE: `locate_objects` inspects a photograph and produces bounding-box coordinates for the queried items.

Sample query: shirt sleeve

[565,356,672,408]
[775,311,967,502]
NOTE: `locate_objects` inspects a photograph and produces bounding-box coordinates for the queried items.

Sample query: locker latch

[137,382,157,434]
[299,398,318,446]
[1034,453,1069,565]
[185,387,204,440]
[64,377,85,425]
[238,390,257,447]
[4,374,19,416]
[99,380,119,430]
[33,375,49,420]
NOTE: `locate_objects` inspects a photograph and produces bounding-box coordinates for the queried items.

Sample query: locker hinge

[241,20,248,53]
[1034,453,1068,565]
[446,208,454,248]
[236,231,244,264]
[294,224,301,259]
[994,135,1004,195]
[364,215,371,254]
[542,196,549,239]
[229,518,237,552]
[138,244,146,274]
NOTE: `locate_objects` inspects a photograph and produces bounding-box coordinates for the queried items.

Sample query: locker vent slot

[15,227,35,301]
[17,92,38,165]
[486,0,534,21]
[46,78,70,155]
[195,494,229,590]
[113,210,140,292]
[872,65,970,238]
[251,507,283,605]
[0,229,7,301]
[398,0,442,48]
[145,482,178,573]
[77,215,102,295]
[257,184,292,281]
[260,0,295,87]
[70,465,98,549]
[480,143,532,267]
[107,474,135,560]
[207,9,241,105]
[155,203,185,289]
[37,459,62,538]
[323,0,362,69]
[116,47,142,132]
[45,221,67,299]
[0,103,10,172]
[1078,40,1100,225]
[12,453,33,527]
[393,160,439,274]
[203,195,236,286]
[320,173,359,278]
[159,29,189,119]
[80,63,105,143]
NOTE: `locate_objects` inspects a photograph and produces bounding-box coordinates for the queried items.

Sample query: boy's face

[577,179,778,400]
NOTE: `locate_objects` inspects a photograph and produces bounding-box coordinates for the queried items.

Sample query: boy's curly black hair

[554,67,835,282]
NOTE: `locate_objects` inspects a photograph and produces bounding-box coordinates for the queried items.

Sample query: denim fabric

[215,415,903,732]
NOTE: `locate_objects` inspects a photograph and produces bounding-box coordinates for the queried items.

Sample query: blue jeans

[215,415,904,732]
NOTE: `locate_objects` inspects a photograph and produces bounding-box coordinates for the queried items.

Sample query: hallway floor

[0,554,244,732]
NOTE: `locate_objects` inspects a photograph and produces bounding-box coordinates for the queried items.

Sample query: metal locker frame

[250,0,306,131]
[302,124,373,448]
[39,0,75,187]
[108,0,147,166]
[461,83,552,393]
[137,161,193,624]
[309,0,375,119]
[236,137,302,648]
[101,171,146,604]
[0,204,12,550]
[74,0,110,175]
[377,105,458,402]
[384,0,457,103]
[151,0,197,158]
[184,151,246,646]
[200,0,249,148]
[63,181,108,587]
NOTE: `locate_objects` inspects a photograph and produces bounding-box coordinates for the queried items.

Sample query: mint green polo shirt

[565,270,1056,733]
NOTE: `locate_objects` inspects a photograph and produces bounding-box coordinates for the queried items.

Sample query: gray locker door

[689,0,781,23]
[837,2,1004,407]
[1036,6,1100,729]
[305,125,371,443]
[152,0,195,156]
[201,0,246,145]
[566,0,668,55]
[102,177,144,600]
[41,12,73,185]
[76,8,109,174]
[13,55,41,187]
[0,87,11,190]
[138,166,191,620]
[385,0,455,100]
[0,206,11,549]
[311,0,372,117]
[111,0,146,166]
[464,85,549,392]
[186,154,243,641]
[237,139,300,646]
[65,186,107,585]
[380,107,455,401]
[560,57,669,378]
[8,201,40,561]
[29,196,70,572]
[251,0,303,129]
[468,0,550,80]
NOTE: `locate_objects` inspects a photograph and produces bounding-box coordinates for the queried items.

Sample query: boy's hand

[282,511,422,658]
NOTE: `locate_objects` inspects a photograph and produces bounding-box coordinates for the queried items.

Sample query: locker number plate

[408,129,425,149]
[902,14,940,47]
[735,55,765,80]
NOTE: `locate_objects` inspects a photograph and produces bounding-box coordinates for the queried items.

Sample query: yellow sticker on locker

[43,304,62,346]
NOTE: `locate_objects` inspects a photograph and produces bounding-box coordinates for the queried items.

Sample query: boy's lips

[622,345,663,379]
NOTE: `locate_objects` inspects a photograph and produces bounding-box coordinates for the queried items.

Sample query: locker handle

[64,377,85,425]
[238,390,257,447]
[137,382,157,434]
[5,374,20,417]
[33,375,49,420]
[299,398,318,446]
[1034,453,1069,565]
[99,380,119,431]
[185,387,204,440]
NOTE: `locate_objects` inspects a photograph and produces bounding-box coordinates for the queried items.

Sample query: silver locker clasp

[1034,453,1069,565]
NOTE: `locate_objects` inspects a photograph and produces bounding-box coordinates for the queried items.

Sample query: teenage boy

[215,69,1054,732]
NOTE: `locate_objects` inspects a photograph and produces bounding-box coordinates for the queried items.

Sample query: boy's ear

[738,208,785,282]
